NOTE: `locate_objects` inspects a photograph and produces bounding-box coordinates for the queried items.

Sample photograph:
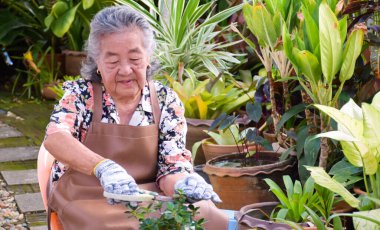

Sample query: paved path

[0,121,47,229]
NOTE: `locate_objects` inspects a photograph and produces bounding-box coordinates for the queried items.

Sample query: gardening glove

[174,173,222,203]
[94,159,138,205]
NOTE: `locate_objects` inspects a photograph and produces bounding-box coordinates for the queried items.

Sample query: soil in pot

[203,151,297,210]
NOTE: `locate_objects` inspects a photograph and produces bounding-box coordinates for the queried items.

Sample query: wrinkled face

[96,27,149,102]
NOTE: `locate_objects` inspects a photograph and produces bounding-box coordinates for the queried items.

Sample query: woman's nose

[118,63,133,75]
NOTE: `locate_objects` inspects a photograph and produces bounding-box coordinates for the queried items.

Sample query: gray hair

[81,5,157,82]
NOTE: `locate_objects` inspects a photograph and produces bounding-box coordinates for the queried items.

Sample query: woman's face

[96,27,150,102]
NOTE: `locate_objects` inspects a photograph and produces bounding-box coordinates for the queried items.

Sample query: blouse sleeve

[45,80,89,141]
[156,85,193,181]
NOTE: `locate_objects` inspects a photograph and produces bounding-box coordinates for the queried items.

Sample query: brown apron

[48,81,161,230]
[48,81,229,230]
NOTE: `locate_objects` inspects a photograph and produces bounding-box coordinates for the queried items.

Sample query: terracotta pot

[63,50,86,76]
[236,202,316,230]
[186,118,214,165]
[201,138,261,161]
[203,151,297,210]
[41,83,59,100]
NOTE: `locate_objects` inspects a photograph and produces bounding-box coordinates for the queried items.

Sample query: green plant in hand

[126,190,205,230]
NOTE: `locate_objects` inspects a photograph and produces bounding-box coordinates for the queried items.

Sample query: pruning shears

[104,189,199,203]
[103,189,174,202]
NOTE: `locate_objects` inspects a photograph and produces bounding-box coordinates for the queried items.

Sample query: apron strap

[92,81,160,124]
[148,81,161,125]
[92,82,103,122]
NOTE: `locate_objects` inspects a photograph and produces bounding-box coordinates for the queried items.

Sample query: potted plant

[165,74,255,165]
[202,101,297,210]
[306,90,380,229]
[236,175,343,230]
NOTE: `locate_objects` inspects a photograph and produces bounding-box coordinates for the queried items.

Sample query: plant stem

[268,70,280,139]
[318,115,330,169]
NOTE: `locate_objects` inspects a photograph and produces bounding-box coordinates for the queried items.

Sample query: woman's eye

[130,58,141,62]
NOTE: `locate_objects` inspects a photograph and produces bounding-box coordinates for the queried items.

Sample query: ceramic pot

[186,118,214,165]
[201,138,261,161]
[63,50,86,76]
[203,151,297,210]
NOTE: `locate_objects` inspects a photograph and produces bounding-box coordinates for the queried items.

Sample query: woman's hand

[174,173,222,203]
[94,159,138,204]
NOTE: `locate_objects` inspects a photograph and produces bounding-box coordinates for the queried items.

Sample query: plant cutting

[125,190,205,230]
[306,90,380,229]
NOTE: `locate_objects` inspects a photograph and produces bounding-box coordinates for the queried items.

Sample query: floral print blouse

[46,78,193,182]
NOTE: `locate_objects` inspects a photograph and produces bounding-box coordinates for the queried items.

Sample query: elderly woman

[44,5,233,230]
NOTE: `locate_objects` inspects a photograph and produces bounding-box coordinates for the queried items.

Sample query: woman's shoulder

[152,80,176,96]
[62,78,94,101]
[151,80,182,106]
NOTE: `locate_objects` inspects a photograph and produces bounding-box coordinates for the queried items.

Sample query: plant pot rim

[203,151,296,177]
[186,115,250,127]
[201,138,257,148]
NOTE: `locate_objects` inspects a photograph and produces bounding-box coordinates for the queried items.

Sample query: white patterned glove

[174,173,222,203]
[94,159,138,205]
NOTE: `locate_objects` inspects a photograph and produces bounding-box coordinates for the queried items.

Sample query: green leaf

[82,0,95,10]
[353,209,380,230]
[303,135,320,166]
[319,1,342,84]
[246,101,262,123]
[304,206,326,229]
[50,3,80,37]
[277,103,306,130]
[293,48,321,87]
[191,141,202,161]
[247,2,278,48]
[338,16,347,44]
[306,166,360,208]
[264,178,291,208]
[339,28,364,82]
[371,91,380,112]
[282,24,298,69]
[302,5,319,54]
[200,3,243,28]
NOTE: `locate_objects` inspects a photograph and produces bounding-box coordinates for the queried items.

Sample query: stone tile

[0,122,23,138]
[15,193,45,213]
[1,169,38,185]
[30,226,48,230]
[0,146,39,162]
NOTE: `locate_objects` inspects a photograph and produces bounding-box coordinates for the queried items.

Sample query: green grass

[0,94,55,146]
[0,160,37,171]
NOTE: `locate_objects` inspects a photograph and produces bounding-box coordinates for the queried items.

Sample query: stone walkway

[0,121,47,230]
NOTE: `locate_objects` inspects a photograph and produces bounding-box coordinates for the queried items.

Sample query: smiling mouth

[119,79,135,84]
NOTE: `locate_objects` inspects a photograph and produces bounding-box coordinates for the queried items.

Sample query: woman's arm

[155,83,193,195]
[44,80,104,175]
[44,131,104,175]
[158,172,187,196]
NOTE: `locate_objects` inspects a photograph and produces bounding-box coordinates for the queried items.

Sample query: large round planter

[63,50,86,76]
[201,138,261,162]
[186,118,213,165]
[236,202,316,230]
[203,151,297,210]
